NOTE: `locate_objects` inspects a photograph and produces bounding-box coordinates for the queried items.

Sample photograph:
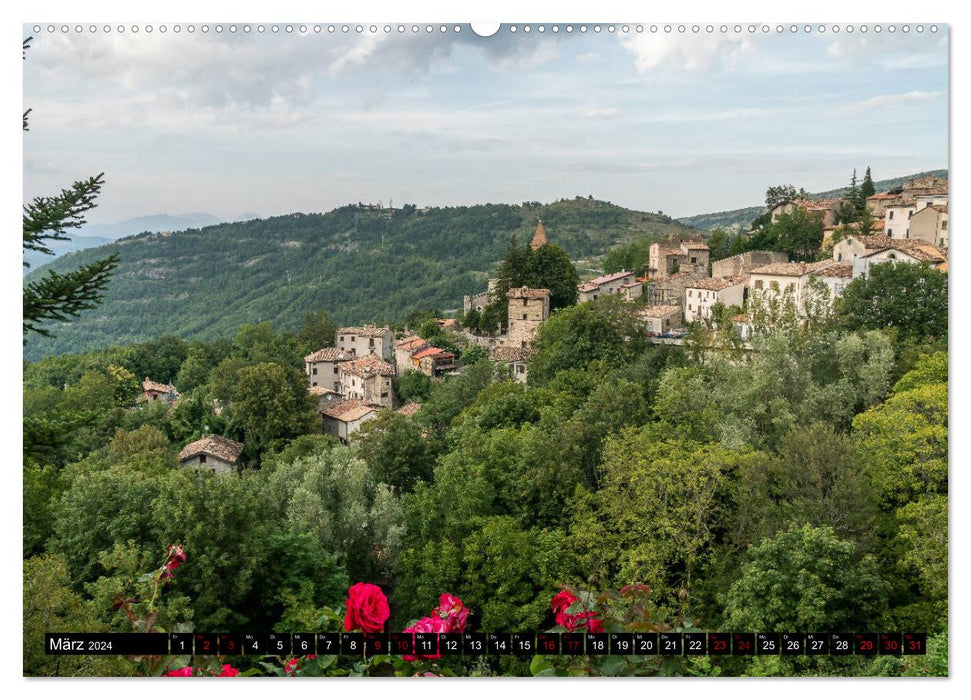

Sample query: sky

[22,22,949,224]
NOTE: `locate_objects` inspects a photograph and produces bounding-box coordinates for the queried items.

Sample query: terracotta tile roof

[395,335,428,352]
[620,281,643,289]
[338,355,396,378]
[640,305,682,318]
[437,318,458,329]
[506,286,552,299]
[927,204,948,213]
[179,434,244,463]
[682,241,710,250]
[397,402,423,417]
[321,398,379,422]
[489,346,536,362]
[687,276,746,292]
[412,346,456,361]
[308,386,341,396]
[854,235,947,262]
[867,193,898,200]
[337,325,391,338]
[531,220,548,250]
[304,347,351,363]
[812,262,853,278]
[580,271,634,288]
[143,378,177,394]
[749,262,818,277]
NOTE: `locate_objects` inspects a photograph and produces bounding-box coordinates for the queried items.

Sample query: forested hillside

[25,198,695,360]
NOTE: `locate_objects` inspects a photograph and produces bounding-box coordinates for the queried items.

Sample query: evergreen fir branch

[23,253,119,339]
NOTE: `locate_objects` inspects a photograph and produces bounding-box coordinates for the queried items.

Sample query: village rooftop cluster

[148,175,948,471]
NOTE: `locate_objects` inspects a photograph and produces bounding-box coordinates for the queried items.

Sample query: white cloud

[835,90,944,114]
[620,33,752,73]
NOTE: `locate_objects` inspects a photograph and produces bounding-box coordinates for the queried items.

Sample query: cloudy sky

[22,23,948,223]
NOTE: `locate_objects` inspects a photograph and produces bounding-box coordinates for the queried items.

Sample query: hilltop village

[149,175,950,462]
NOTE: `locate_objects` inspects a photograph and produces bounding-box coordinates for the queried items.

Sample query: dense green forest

[24,198,695,361]
[677,169,947,231]
[23,256,948,676]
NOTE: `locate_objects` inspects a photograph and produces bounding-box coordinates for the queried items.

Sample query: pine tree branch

[23,254,119,339]
[23,173,105,266]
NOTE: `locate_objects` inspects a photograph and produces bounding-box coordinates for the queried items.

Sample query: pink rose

[552,589,603,632]
[344,582,391,633]
[431,593,469,633]
[164,666,193,677]
[217,664,239,677]
[402,616,448,661]
[551,590,578,614]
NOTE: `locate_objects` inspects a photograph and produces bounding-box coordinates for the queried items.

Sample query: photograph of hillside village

[22,24,947,679]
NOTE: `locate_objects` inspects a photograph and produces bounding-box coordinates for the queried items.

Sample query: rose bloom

[432,593,469,633]
[164,666,193,677]
[402,616,448,662]
[217,664,239,677]
[550,590,578,614]
[344,582,391,633]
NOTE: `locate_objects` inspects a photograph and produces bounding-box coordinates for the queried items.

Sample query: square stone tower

[506,286,551,348]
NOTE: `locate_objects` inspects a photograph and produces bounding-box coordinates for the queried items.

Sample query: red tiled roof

[687,276,746,292]
[337,325,391,338]
[143,378,176,394]
[304,347,350,362]
[397,402,423,417]
[179,435,244,463]
[640,305,681,318]
[412,346,454,361]
[338,355,396,378]
[489,346,535,362]
[531,220,548,250]
[322,399,379,422]
[580,271,635,288]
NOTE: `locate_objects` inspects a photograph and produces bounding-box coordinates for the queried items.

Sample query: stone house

[578,271,636,303]
[639,305,683,334]
[489,346,535,385]
[336,325,395,363]
[178,434,245,474]
[304,347,351,391]
[834,235,947,274]
[140,378,179,404]
[321,399,380,442]
[648,238,710,279]
[771,198,841,228]
[309,385,343,412]
[749,260,853,317]
[711,250,788,278]
[647,268,708,307]
[412,346,457,377]
[502,286,550,348]
[908,205,948,248]
[865,193,899,218]
[394,335,429,373]
[620,280,643,300]
[852,244,947,278]
[684,276,746,324]
[337,355,396,408]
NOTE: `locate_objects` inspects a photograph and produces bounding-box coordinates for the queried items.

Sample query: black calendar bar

[46,633,168,655]
[43,631,928,656]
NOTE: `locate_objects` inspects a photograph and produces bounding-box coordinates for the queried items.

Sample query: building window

[339,336,344,341]
[334,367,338,374]
[312,367,317,375]
[199,454,207,464]
[518,365,525,374]
[523,299,527,306]
[522,314,527,320]
[369,338,375,347]
[942,220,948,230]
[770,281,779,292]
[754,280,763,290]
[688,290,692,297]
[889,210,894,219]
[521,341,527,348]
[837,253,843,262]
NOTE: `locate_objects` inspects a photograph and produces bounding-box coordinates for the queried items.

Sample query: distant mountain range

[22,213,223,273]
[677,169,948,231]
[23,197,697,360]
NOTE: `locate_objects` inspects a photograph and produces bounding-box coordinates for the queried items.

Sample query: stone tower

[530,220,548,250]
[506,286,551,348]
